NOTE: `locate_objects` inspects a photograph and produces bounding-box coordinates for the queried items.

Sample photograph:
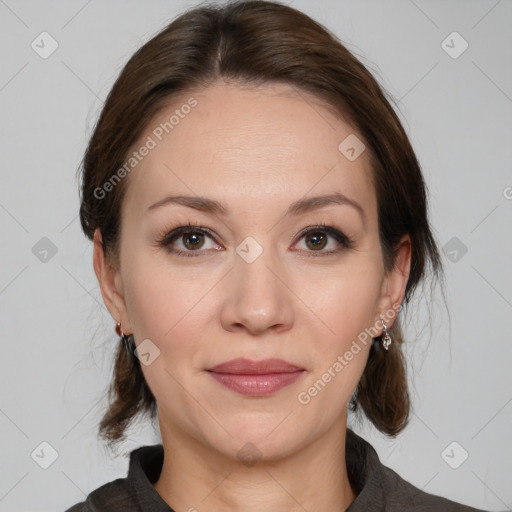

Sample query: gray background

[0,0,511,510]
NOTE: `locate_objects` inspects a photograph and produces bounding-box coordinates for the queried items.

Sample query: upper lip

[207,358,304,374]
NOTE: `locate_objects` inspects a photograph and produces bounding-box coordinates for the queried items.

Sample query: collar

[127,428,387,511]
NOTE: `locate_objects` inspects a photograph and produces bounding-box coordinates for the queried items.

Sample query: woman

[65,1,501,510]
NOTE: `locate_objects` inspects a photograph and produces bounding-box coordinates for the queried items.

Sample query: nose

[219,243,294,336]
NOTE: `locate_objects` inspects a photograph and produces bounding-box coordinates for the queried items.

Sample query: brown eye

[182,231,205,250]
[159,225,220,257]
[304,231,328,251]
[293,225,354,255]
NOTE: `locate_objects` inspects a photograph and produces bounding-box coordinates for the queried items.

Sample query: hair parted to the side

[78,0,443,450]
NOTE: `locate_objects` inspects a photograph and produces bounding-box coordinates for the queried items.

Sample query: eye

[157,224,221,257]
[157,222,354,258]
[293,223,354,256]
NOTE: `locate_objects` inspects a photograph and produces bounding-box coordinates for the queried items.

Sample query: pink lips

[207,358,305,397]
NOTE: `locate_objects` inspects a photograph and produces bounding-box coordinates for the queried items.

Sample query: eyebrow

[147,192,366,224]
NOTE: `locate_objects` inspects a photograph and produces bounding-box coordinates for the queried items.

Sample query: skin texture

[93,80,411,511]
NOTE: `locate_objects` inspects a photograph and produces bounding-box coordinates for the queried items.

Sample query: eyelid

[157,224,220,250]
[158,222,354,256]
[294,224,351,243]
[292,224,354,252]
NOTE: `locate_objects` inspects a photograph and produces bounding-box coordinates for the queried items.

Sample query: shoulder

[63,477,138,512]
[379,463,492,511]
[63,444,167,512]
[345,428,498,512]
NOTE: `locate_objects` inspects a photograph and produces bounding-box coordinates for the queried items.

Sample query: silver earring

[381,319,392,350]
[116,322,133,350]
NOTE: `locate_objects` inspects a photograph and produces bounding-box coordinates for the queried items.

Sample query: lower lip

[208,371,305,396]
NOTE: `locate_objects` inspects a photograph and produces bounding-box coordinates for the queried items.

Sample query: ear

[93,228,132,335]
[375,234,411,331]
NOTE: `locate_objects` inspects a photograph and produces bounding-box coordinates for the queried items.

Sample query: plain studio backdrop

[0,1,511,511]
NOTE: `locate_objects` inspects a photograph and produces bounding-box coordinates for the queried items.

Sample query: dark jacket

[64,428,504,511]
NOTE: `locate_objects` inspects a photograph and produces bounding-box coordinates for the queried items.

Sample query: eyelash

[156,221,354,258]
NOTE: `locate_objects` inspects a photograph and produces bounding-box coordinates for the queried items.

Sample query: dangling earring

[115,321,133,351]
[380,319,392,350]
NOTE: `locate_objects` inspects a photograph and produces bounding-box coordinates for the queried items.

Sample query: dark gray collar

[127,427,386,511]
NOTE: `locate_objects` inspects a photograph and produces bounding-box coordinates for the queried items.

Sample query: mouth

[207,357,304,374]
[206,358,306,396]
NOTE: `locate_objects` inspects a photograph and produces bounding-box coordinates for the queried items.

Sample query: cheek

[293,269,379,417]
[123,261,210,415]
[123,249,211,343]
[124,244,383,365]
[299,258,383,341]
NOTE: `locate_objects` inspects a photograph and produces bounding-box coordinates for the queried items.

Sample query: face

[94,80,410,461]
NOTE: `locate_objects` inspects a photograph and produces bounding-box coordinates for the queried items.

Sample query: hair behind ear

[98,337,157,449]
[349,322,410,436]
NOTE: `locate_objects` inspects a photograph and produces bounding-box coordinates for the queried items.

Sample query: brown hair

[78,0,443,449]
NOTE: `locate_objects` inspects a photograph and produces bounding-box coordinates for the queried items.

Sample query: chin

[205,419,308,464]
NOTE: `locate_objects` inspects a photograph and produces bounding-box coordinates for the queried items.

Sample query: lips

[207,358,306,397]
[207,358,304,375]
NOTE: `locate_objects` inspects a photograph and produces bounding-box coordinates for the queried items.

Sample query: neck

[154,418,357,511]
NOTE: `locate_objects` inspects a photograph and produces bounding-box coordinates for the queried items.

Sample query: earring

[380,319,392,350]
[115,322,133,350]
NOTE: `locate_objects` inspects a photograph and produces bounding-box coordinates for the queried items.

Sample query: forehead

[122,81,376,224]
